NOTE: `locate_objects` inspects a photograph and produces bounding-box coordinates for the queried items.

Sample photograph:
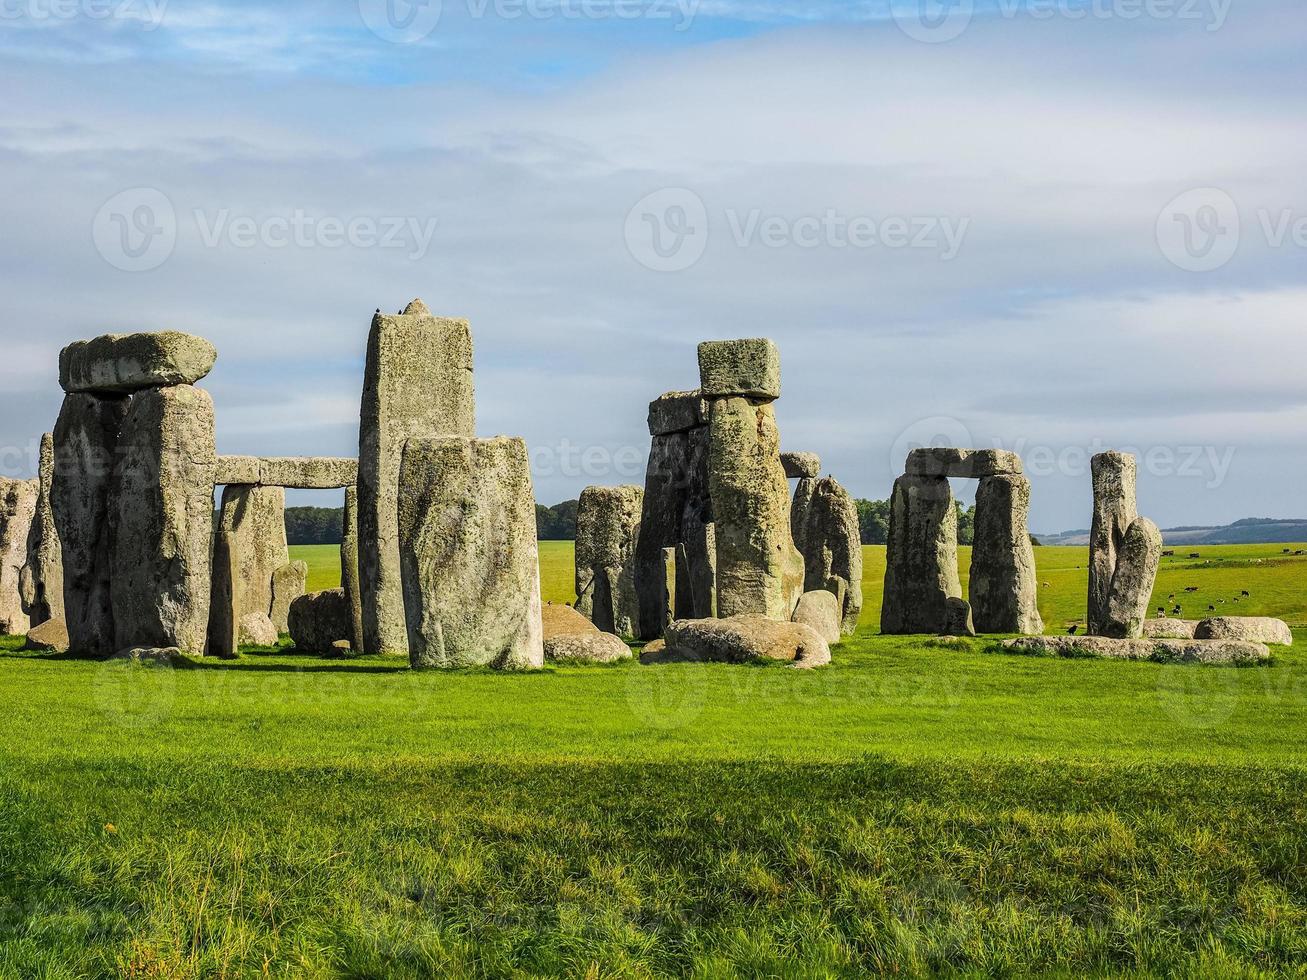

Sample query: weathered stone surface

[708,396,804,621]
[882,475,961,635]
[1003,635,1269,665]
[271,561,307,634]
[1143,618,1198,639]
[1102,517,1162,639]
[647,390,707,436]
[575,485,642,637]
[52,393,130,656]
[945,597,976,637]
[544,632,633,663]
[647,615,830,668]
[288,589,352,653]
[1088,451,1137,635]
[633,431,691,639]
[905,448,1023,479]
[677,425,716,621]
[207,484,288,657]
[214,456,358,489]
[542,602,599,639]
[23,616,69,653]
[781,451,821,479]
[791,590,841,645]
[238,612,279,647]
[109,385,216,655]
[793,477,864,635]
[359,300,475,656]
[340,486,365,656]
[1195,617,1293,646]
[60,331,217,394]
[0,478,37,635]
[697,339,781,400]
[112,646,188,666]
[398,436,543,670]
[21,433,63,626]
[969,474,1042,635]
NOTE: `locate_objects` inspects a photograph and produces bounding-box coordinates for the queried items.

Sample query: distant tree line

[537,500,578,540]
[285,507,344,545]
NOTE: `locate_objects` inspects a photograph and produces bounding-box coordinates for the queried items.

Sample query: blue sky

[1,0,1304,532]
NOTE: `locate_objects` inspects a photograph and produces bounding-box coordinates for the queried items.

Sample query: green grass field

[2,544,1306,977]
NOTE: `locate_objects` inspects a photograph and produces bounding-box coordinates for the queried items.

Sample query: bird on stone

[1067,625,1079,635]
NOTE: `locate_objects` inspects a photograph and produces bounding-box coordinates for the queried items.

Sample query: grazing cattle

[1241,590,1250,597]
[1188,553,1201,559]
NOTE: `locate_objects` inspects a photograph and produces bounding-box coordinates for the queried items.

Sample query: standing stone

[271,560,308,634]
[20,433,64,627]
[969,474,1043,635]
[0,479,38,635]
[110,384,216,655]
[52,392,130,657]
[575,485,643,637]
[359,299,475,656]
[340,486,364,655]
[398,436,542,670]
[207,484,289,657]
[677,424,716,620]
[706,395,804,620]
[1102,517,1163,639]
[661,546,678,630]
[288,589,352,653]
[882,475,966,635]
[794,477,864,635]
[633,429,692,639]
[1088,452,1137,636]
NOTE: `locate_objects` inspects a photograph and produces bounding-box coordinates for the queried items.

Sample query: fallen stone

[21,432,63,626]
[544,632,633,664]
[641,638,666,656]
[792,476,863,635]
[1088,451,1137,636]
[238,611,279,647]
[542,603,599,639]
[1143,618,1198,640]
[575,485,643,637]
[288,589,352,654]
[905,448,1023,479]
[882,474,962,635]
[1002,635,1269,665]
[647,390,707,436]
[359,300,475,656]
[791,590,841,645]
[647,615,830,668]
[111,645,188,666]
[0,478,37,636]
[270,561,307,634]
[52,392,130,657]
[398,436,543,670]
[969,474,1042,635]
[781,451,821,479]
[1195,617,1293,646]
[110,384,216,655]
[23,617,69,653]
[60,331,217,394]
[207,484,288,657]
[330,639,355,656]
[1102,517,1162,639]
[697,338,781,400]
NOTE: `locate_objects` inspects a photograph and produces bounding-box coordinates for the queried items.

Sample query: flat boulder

[60,332,217,394]
[288,589,352,654]
[545,632,633,664]
[647,615,831,668]
[112,646,188,666]
[238,612,279,648]
[1194,617,1292,646]
[1003,635,1269,665]
[781,451,821,479]
[542,603,599,639]
[23,617,69,653]
[791,590,841,645]
[905,448,1023,479]
[1142,618,1198,639]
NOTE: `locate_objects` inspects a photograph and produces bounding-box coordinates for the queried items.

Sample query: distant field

[293,540,1307,631]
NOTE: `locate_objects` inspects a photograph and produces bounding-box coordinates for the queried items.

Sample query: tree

[854,498,890,545]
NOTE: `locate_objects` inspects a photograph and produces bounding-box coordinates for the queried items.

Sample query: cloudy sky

[1,0,1303,533]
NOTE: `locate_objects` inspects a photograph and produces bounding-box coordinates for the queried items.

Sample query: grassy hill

[2,542,1306,975]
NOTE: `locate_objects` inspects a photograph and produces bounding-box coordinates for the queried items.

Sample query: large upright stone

[633,429,691,639]
[340,486,364,654]
[52,392,129,656]
[359,300,475,656]
[0,479,37,635]
[110,384,216,655]
[706,395,804,620]
[271,560,308,634]
[1088,452,1137,636]
[697,339,781,400]
[969,474,1042,635]
[677,423,716,621]
[60,331,217,394]
[1102,517,1162,639]
[881,475,965,634]
[575,485,643,637]
[207,484,289,657]
[793,476,864,635]
[20,433,63,626]
[398,436,542,670]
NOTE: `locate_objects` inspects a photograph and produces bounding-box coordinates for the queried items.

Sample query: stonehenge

[20,433,63,627]
[882,474,966,635]
[208,484,291,657]
[0,478,37,635]
[341,486,365,654]
[790,470,864,635]
[1088,451,1162,639]
[574,485,642,637]
[969,474,1043,635]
